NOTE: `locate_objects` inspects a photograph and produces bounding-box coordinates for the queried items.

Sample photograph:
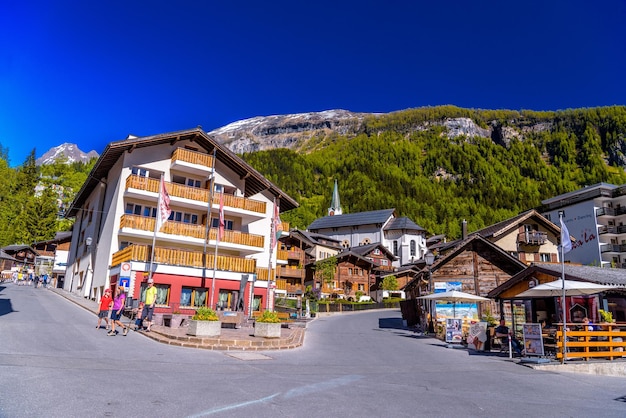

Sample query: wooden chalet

[403,235,527,327]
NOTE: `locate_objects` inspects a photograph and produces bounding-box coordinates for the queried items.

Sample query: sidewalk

[50,288,306,351]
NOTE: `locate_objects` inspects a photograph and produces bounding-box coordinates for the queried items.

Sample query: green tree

[313,256,337,296]
[381,275,398,291]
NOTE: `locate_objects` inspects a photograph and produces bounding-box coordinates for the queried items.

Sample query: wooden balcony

[275,279,304,294]
[171,148,214,169]
[255,267,275,282]
[125,175,266,214]
[120,214,265,248]
[276,249,289,260]
[277,266,304,279]
[517,231,547,245]
[287,248,305,260]
[110,244,256,273]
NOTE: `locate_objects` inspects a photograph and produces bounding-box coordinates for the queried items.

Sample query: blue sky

[1,1,624,166]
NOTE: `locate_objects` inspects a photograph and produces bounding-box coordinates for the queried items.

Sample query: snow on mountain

[36,143,99,166]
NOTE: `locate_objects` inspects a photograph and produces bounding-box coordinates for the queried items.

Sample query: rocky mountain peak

[36,143,99,166]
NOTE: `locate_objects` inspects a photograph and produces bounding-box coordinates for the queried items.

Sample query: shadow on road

[0,298,15,317]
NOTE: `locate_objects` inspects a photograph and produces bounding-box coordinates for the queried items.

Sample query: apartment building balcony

[111,244,256,273]
[125,175,267,215]
[275,279,304,294]
[277,265,304,279]
[596,206,626,217]
[598,224,626,235]
[119,214,265,251]
[287,248,305,261]
[517,231,547,245]
[276,249,289,262]
[170,148,214,176]
[600,243,626,253]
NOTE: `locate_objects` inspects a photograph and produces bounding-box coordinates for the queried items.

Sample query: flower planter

[254,322,281,338]
[187,320,221,337]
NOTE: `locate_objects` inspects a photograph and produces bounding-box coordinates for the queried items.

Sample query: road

[1,283,625,417]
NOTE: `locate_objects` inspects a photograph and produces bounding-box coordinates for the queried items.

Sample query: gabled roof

[66,128,298,216]
[308,209,395,230]
[488,263,626,298]
[33,231,72,246]
[348,242,397,260]
[2,245,39,255]
[471,209,561,240]
[335,250,376,267]
[0,250,17,261]
[287,229,343,250]
[403,234,526,292]
[384,217,425,232]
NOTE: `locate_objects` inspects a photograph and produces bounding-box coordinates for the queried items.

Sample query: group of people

[95,278,158,336]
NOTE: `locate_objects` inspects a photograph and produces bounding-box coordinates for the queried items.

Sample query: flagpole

[203,149,217,294]
[559,210,567,364]
[148,174,164,281]
[266,197,276,311]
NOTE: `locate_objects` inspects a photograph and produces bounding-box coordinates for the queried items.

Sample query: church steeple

[328,179,342,216]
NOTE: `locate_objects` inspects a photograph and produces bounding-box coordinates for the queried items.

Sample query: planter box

[254,322,281,338]
[187,320,221,337]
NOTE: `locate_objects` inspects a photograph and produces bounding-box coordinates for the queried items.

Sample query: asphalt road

[1,283,625,418]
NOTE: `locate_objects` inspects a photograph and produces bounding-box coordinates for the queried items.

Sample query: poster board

[445,318,463,343]
[522,323,545,356]
[467,321,488,351]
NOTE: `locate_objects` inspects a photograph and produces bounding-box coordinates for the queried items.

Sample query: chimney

[462,219,467,239]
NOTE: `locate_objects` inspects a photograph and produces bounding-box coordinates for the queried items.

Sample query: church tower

[328,179,343,216]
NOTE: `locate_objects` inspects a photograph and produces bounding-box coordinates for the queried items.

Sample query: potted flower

[187,307,221,337]
[254,310,281,338]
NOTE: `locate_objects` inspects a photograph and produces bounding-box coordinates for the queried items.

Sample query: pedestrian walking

[133,301,145,331]
[108,287,129,336]
[142,278,158,332]
[96,289,113,330]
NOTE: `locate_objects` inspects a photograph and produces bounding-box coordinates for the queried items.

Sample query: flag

[156,175,171,232]
[271,202,283,249]
[560,216,572,254]
[218,192,225,241]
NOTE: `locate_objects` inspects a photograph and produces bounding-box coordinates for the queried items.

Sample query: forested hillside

[0,147,95,246]
[1,105,625,246]
[242,106,626,238]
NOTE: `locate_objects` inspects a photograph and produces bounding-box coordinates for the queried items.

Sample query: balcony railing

[286,248,305,260]
[517,231,547,245]
[171,148,214,169]
[600,243,626,253]
[255,267,275,282]
[111,244,256,273]
[120,214,265,248]
[275,279,304,294]
[277,266,304,279]
[596,206,626,217]
[276,249,289,260]
[125,175,266,214]
[598,224,626,235]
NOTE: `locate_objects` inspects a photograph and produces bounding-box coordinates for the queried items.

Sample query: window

[373,248,380,255]
[125,203,156,217]
[540,253,551,262]
[131,167,148,177]
[140,283,170,306]
[341,240,350,248]
[218,289,242,310]
[214,184,224,193]
[358,269,363,276]
[348,268,353,275]
[410,240,416,256]
[170,211,199,224]
[180,287,208,307]
[211,217,233,230]
[358,284,365,291]
[393,241,398,256]
[381,259,388,266]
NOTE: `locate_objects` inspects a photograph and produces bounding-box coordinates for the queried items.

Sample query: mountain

[208,110,370,154]
[36,143,99,166]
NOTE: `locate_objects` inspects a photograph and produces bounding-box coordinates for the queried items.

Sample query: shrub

[192,307,219,321]
[256,310,281,323]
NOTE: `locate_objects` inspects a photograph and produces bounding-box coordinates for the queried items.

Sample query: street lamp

[424,251,435,333]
